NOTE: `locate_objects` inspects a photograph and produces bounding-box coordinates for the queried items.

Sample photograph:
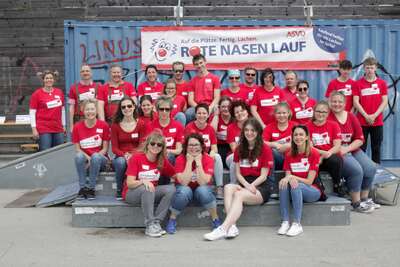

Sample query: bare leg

[224,184,242,213]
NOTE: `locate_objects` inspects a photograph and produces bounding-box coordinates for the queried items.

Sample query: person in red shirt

[184,103,224,199]
[289,80,317,125]
[306,101,344,196]
[250,68,284,128]
[221,69,250,103]
[277,125,323,237]
[72,99,110,200]
[239,66,258,101]
[111,96,148,200]
[281,70,298,103]
[29,70,65,151]
[137,64,164,102]
[205,118,274,240]
[329,91,378,213]
[163,78,187,126]
[325,59,357,112]
[97,64,137,123]
[172,61,189,102]
[124,131,176,237]
[166,133,221,234]
[353,57,388,164]
[186,54,221,123]
[68,64,101,132]
[138,95,155,127]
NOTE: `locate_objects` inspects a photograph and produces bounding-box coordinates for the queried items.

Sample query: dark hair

[182,133,206,156]
[37,70,59,81]
[230,100,250,119]
[339,60,352,70]
[163,79,177,95]
[138,95,154,118]
[219,96,232,107]
[311,100,330,122]
[172,61,185,70]
[195,103,209,114]
[260,68,275,86]
[145,64,158,74]
[192,54,206,64]
[290,125,311,157]
[113,96,137,123]
[296,80,309,89]
[238,118,264,163]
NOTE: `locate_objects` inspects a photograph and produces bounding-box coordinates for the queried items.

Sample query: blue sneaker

[212,218,221,229]
[166,219,177,234]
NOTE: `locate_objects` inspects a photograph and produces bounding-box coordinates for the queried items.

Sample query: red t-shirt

[171,95,187,118]
[176,81,189,102]
[110,119,148,157]
[175,153,214,189]
[68,82,101,116]
[221,87,250,103]
[354,77,388,126]
[233,144,273,177]
[98,82,136,121]
[29,87,65,134]
[138,115,153,128]
[122,153,176,199]
[325,78,357,112]
[226,123,242,147]
[290,97,317,125]
[281,87,298,103]
[306,120,342,151]
[328,112,364,148]
[250,86,284,125]
[137,81,164,101]
[187,72,221,105]
[184,122,217,152]
[72,120,110,156]
[263,121,297,144]
[151,119,184,150]
[239,83,258,101]
[209,114,232,145]
[283,148,321,192]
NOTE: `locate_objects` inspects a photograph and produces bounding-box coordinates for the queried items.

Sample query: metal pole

[174,0,183,26]
[303,0,313,27]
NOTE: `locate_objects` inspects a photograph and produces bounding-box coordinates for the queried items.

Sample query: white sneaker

[286,223,303,237]
[204,226,227,241]
[277,221,290,235]
[364,198,381,209]
[226,224,239,238]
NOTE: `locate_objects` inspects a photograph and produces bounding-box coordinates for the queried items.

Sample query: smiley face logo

[150,38,177,62]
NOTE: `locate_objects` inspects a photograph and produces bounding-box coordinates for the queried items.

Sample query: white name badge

[46,99,62,109]
[312,132,330,146]
[260,98,278,107]
[145,87,152,91]
[290,158,310,172]
[131,133,138,139]
[361,87,380,96]
[277,136,291,145]
[79,90,95,101]
[169,128,176,133]
[272,133,279,138]
[182,92,188,96]
[96,128,103,133]
[80,135,102,149]
[202,134,211,147]
[341,133,352,143]
[296,108,313,119]
[110,92,123,101]
[217,130,227,141]
[240,159,259,168]
[234,136,240,144]
[248,91,254,100]
[205,78,212,83]
[148,92,160,100]
[173,104,177,108]
[138,169,160,181]
[142,164,149,170]
[220,125,228,130]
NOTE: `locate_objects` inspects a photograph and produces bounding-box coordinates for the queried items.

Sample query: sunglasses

[246,73,256,77]
[149,142,163,147]
[121,104,134,109]
[158,108,171,112]
[229,76,240,80]
[315,110,328,114]
[174,70,184,73]
[297,87,308,92]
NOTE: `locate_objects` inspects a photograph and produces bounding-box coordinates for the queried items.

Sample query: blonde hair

[142,130,167,170]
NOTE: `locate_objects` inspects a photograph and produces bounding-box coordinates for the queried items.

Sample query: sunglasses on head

[121,104,134,109]
[229,76,240,80]
[149,142,163,147]
[246,73,256,77]
[297,87,308,92]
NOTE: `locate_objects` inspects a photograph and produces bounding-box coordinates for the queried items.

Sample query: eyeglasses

[166,87,176,90]
[158,108,171,112]
[149,142,163,147]
[188,143,200,147]
[297,87,308,92]
[174,70,184,73]
[246,73,256,77]
[315,110,328,114]
[229,77,240,80]
[121,104,134,109]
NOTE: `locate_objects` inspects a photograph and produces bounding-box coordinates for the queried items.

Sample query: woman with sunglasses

[166,133,221,234]
[221,70,250,103]
[289,80,317,125]
[151,95,184,164]
[277,125,323,237]
[138,95,155,127]
[137,65,164,102]
[72,99,110,200]
[328,91,377,213]
[163,78,187,126]
[123,131,176,237]
[204,118,273,241]
[111,96,148,200]
[306,101,344,196]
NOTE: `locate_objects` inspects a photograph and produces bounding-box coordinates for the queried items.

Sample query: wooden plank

[0,7,86,19]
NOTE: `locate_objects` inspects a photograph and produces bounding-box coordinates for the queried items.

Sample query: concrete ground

[0,169,399,267]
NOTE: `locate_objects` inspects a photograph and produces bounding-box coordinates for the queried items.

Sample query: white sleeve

[61,108,66,127]
[29,109,37,127]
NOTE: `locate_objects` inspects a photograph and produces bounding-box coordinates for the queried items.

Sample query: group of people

[29,54,387,239]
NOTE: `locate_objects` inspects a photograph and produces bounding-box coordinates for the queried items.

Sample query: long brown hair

[142,130,166,170]
[290,125,311,157]
[113,96,138,123]
[238,118,264,163]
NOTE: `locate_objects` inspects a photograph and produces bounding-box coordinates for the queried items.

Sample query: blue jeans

[279,183,320,223]
[213,153,223,187]
[342,150,376,192]
[39,132,64,151]
[272,148,284,171]
[167,152,176,165]
[184,107,195,124]
[174,112,186,127]
[75,152,107,189]
[170,185,216,215]
[226,153,236,184]
[112,156,127,193]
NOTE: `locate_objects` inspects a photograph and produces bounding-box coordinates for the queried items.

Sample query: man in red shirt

[281,70,298,103]
[239,66,258,101]
[172,61,189,102]
[186,54,221,123]
[353,57,388,164]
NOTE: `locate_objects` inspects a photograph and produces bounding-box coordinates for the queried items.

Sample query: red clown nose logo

[189,46,201,56]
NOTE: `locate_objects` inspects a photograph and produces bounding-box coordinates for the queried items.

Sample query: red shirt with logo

[68,82,101,116]
[328,112,364,149]
[175,153,214,189]
[281,87,298,103]
[122,153,176,199]
[176,81,189,102]
[226,123,242,147]
[250,86,284,125]
[209,114,232,145]
[30,87,65,133]
[137,81,164,101]
[263,121,297,144]
[184,122,217,153]
[306,120,342,151]
[110,119,148,157]
[72,119,110,156]
[98,82,136,121]
[171,95,187,118]
[325,78,357,112]
[239,83,258,101]
[151,119,184,150]
[221,87,250,103]
[354,77,388,126]
[289,97,317,125]
[187,72,221,105]
[233,144,273,177]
